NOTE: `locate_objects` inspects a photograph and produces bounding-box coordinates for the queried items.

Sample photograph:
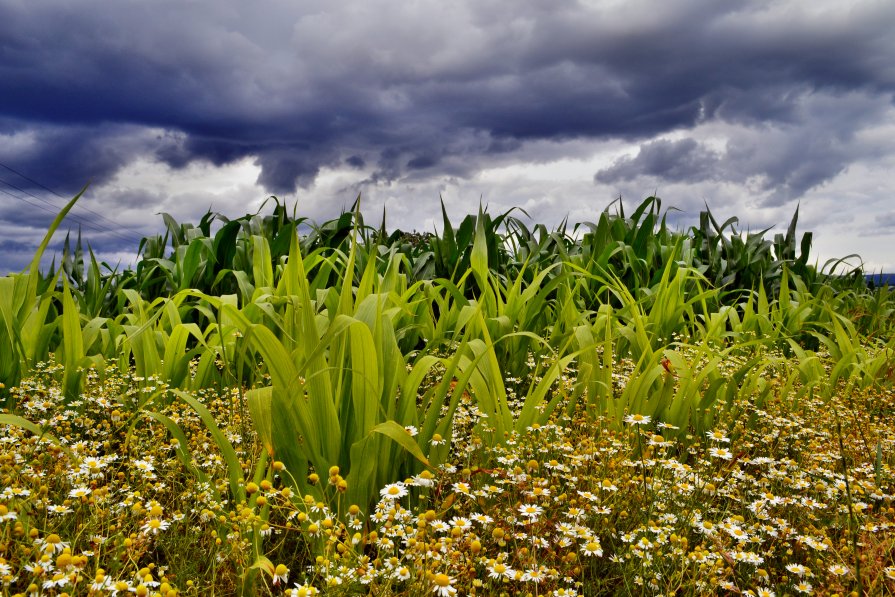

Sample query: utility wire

[0,160,145,234]
[0,177,144,247]
[0,160,148,247]
[0,186,70,219]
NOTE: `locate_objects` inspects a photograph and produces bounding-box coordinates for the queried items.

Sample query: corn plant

[574,196,679,309]
[0,188,85,406]
[183,224,429,516]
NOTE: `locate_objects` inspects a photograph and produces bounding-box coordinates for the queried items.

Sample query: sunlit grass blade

[60,279,86,402]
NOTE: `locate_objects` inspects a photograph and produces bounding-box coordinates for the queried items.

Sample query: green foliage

[3,189,894,529]
[0,186,86,405]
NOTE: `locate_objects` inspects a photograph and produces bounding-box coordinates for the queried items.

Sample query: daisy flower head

[38,533,69,553]
[452,482,471,496]
[380,482,408,500]
[600,479,618,492]
[487,561,515,579]
[518,503,544,520]
[471,513,494,526]
[785,563,810,577]
[828,563,849,576]
[709,447,733,460]
[43,573,68,589]
[109,579,138,595]
[694,519,715,535]
[90,573,111,592]
[581,540,603,556]
[412,470,436,487]
[273,564,289,586]
[522,568,546,583]
[290,583,320,596]
[706,429,730,443]
[141,518,170,536]
[133,459,155,473]
[431,573,457,597]
[68,486,91,499]
[566,507,585,520]
[624,413,651,425]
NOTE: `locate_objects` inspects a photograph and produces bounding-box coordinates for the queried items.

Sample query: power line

[0,160,144,234]
[0,178,143,248]
[0,161,147,247]
[0,186,69,219]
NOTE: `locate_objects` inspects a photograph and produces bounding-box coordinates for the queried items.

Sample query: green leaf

[369,420,430,467]
[251,235,274,290]
[246,387,274,457]
[470,205,489,286]
[60,280,85,403]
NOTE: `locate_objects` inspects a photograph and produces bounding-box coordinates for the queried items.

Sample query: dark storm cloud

[597,89,894,205]
[1,0,894,201]
[0,120,160,194]
[596,139,722,184]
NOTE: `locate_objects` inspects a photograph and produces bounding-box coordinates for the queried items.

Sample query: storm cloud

[1,0,895,270]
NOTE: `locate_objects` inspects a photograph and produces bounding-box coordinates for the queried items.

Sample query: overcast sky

[2,0,894,274]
